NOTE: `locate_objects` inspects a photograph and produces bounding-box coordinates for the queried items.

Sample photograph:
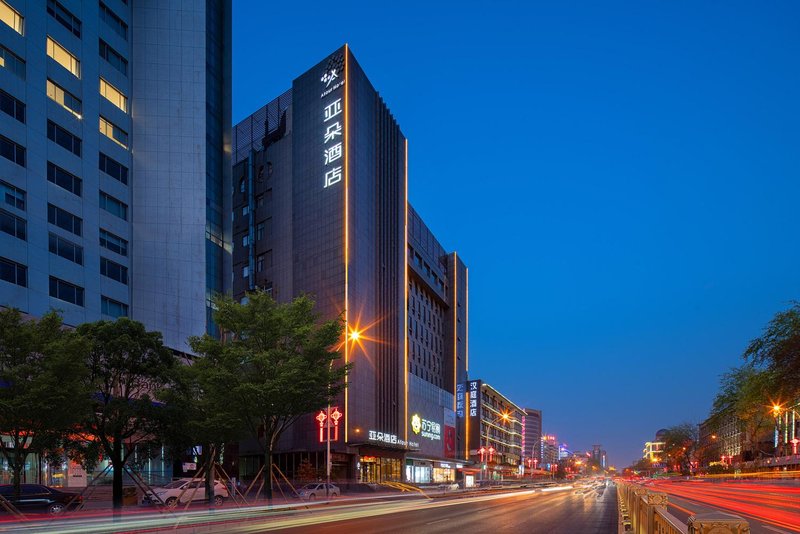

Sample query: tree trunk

[112,443,124,511]
[11,448,25,502]
[205,444,215,509]
[264,444,273,502]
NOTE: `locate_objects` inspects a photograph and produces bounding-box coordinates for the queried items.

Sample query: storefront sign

[444,409,456,458]
[411,413,441,441]
[367,430,419,449]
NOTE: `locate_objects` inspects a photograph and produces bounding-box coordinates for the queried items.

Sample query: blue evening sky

[233,0,800,467]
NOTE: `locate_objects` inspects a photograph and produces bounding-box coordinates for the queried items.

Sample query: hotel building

[464,380,523,480]
[231,46,468,484]
[0,0,232,353]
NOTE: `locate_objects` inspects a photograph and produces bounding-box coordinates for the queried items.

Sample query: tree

[744,302,800,399]
[0,309,89,501]
[660,423,698,475]
[160,348,246,506]
[190,291,350,500]
[709,365,776,460]
[74,319,177,510]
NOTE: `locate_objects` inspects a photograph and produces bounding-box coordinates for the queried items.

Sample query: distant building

[699,415,742,465]
[541,434,559,468]
[522,408,542,461]
[466,382,523,479]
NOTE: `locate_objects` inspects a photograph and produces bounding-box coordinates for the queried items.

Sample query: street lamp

[480,412,510,482]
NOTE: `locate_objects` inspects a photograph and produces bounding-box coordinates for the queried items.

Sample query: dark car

[0,484,82,515]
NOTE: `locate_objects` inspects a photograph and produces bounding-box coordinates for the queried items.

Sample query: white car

[297,482,340,500]
[142,478,229,507]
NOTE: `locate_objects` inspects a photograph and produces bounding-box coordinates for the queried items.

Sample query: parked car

[0,484,82,515]
[297,482,340,500]
[141,478,229,507]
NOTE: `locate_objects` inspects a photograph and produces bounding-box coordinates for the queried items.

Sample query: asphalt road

[0,484,618,533]
[264,484,618,534]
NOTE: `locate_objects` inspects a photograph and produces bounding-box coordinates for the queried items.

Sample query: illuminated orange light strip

[453,251,458,410]
[404,139,409,443]
[344,44,350,443]
[466,267,469,372]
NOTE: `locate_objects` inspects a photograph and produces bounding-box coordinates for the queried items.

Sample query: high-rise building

[231,45,468,484]
[541,434,559,467]
[522,408,542,461]
[0,0,232,353]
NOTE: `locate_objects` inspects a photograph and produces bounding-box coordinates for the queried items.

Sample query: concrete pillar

[688,512,751,534]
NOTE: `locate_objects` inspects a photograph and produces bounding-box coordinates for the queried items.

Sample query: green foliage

[0,309,89,500]
[660,423,698,475]
[709,364,776,458]
[744,302,800,398]
[73,318,177,509]
[189,291,350,499]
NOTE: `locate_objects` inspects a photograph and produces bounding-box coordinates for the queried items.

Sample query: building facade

[464,380,523,480]
[522,408,542,463]
[0,0,231,353]
[231,46,468,484]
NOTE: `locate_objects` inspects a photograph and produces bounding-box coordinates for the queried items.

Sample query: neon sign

[320,54,345,189]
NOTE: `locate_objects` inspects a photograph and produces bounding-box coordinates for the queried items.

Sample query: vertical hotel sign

[320,53,346,188]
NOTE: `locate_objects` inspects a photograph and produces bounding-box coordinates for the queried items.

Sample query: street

[0,484,618,533]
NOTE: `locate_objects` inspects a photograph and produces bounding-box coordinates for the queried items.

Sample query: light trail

[0,487,575,534]
[649,480,800,533]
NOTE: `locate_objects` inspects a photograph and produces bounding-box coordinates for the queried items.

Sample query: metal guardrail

[617,481,750,534]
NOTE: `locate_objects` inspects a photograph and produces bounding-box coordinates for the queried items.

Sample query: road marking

[425,518,449,525]
[763,526,793,534]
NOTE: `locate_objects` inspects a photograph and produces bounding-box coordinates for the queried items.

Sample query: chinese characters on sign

[468,380,481,418]
[315,406,342,443]
[367,430,419,449]
[456,383,465,418]
[320,55,345,189]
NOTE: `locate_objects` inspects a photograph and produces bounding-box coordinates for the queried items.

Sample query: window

[242,205,249,216]
[0,180,24,210]
[99,39,127,76]
[100,257,127,284]
[0,209,25,240]
[99,228,127,256]
[99,152,128,184]
[101,296,128,317]
[99,78,127,112]
[241,233,249,247]
[47,203,82,236]
[0,257,26,287]
[47,120,81,156]
[0,0,23,35]
[47,0,80,38]
[0,89,24,123]
[46,37,80,78]
[99,191,127,220]
[99,3,126,40]
[256,222,264,241]
[46,79,81,118]
[255,194,264,208]
[49,276,84,306]
[242,265,249,278]
[0,45,25,79]
[99,116,128,148]
[256,254,264,273]
[48,233,83,265]
[0,134,25,167]
[239,179,245,193]
[47,162,81,196]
